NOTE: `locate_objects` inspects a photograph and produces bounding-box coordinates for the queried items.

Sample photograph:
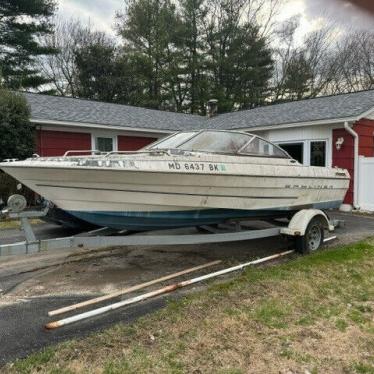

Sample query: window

[278,143,304,163]
[240,138,288,158]
[95,137,114,152]
[310,141,326,166]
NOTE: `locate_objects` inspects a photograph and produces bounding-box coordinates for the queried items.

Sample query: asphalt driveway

[0,211,373,366]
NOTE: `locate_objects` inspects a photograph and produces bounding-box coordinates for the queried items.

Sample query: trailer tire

[295,216,325,254]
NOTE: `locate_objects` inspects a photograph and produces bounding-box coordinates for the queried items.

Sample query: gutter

[344,121,360,209]
[235,116,360,132]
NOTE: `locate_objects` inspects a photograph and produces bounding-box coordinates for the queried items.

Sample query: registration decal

[167,161,227,172]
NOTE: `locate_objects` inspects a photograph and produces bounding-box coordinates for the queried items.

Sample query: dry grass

[0,218,43,230]
[5,240,374,374]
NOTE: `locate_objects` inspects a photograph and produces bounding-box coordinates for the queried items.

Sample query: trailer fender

[280,209,334,237]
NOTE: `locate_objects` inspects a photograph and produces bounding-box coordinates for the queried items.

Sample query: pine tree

[75,40,119,102]
[283,52,313,100]
[178,0,208,113]
[117,0,181,109]
[74,40,144,106]
[0,0,56,90]
[204,0,273,112]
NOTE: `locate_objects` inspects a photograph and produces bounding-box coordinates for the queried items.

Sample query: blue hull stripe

[67,200,341,230]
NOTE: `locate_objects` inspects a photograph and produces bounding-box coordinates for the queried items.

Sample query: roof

[22,92,206,132]
[21,89,374,132]
[208,89,374,130]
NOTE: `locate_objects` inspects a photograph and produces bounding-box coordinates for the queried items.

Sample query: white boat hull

[0,154,350,230]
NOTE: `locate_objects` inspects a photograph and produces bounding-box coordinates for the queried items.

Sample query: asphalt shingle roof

[22,92,206,132]
[22,89,374,132]
[209,89,374,129]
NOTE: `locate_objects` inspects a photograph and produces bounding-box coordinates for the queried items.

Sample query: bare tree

[38,18,112,96]
[332,31,374,93]
[302,27,337,96]
[271,15,299,101]
[246,0,284,40]
[271,22,339,101]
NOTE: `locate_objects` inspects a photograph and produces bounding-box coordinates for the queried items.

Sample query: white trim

[91,132,118,152]
[238,117,358,132]
[30,118,172,135]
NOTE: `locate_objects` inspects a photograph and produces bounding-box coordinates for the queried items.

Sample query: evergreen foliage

[0,89,34,160]
[111,0,274,113]
[283,52,313,100]
[0,0,56,90]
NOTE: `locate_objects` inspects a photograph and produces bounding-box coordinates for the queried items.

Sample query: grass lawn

[5,240,374,374]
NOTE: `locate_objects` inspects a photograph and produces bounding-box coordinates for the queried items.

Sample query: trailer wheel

[295,216,325,254]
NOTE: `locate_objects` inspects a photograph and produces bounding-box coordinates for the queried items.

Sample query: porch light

[335,137,344,150]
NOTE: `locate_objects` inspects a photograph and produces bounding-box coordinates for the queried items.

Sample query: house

[24,93,203,156]
[209,89,374,209]
[22,89,374,210]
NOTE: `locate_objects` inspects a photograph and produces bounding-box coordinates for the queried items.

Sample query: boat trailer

[0,194,342,257]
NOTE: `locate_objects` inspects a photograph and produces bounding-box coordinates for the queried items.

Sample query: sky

[57,0,374,40]
[57,0,123,37]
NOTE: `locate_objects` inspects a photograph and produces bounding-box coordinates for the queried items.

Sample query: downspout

[344,121,360,209]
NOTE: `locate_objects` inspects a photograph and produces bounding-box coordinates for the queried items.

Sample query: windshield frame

[237,135,291,159]
[145,130,291,159]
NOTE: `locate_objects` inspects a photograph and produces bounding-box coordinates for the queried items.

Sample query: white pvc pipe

[48,260,222,316]
[344,121,360,209]
[45,250,294,329]
[323,235,336,243]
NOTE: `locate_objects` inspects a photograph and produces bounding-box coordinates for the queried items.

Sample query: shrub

[0,89,34,160]
[0,89,34,204]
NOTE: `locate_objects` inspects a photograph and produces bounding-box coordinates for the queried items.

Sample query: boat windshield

[178,131,252,153]
[150,131,197,150]
[149,130,289,158]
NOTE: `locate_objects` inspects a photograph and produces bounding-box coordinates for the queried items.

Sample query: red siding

[36,130,91,157]
[332,128,354,204]
[118,136,157,151]
[354,118,374,157]
[332,119,374,205]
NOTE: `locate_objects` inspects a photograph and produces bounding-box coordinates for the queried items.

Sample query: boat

[0,130,350,230]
